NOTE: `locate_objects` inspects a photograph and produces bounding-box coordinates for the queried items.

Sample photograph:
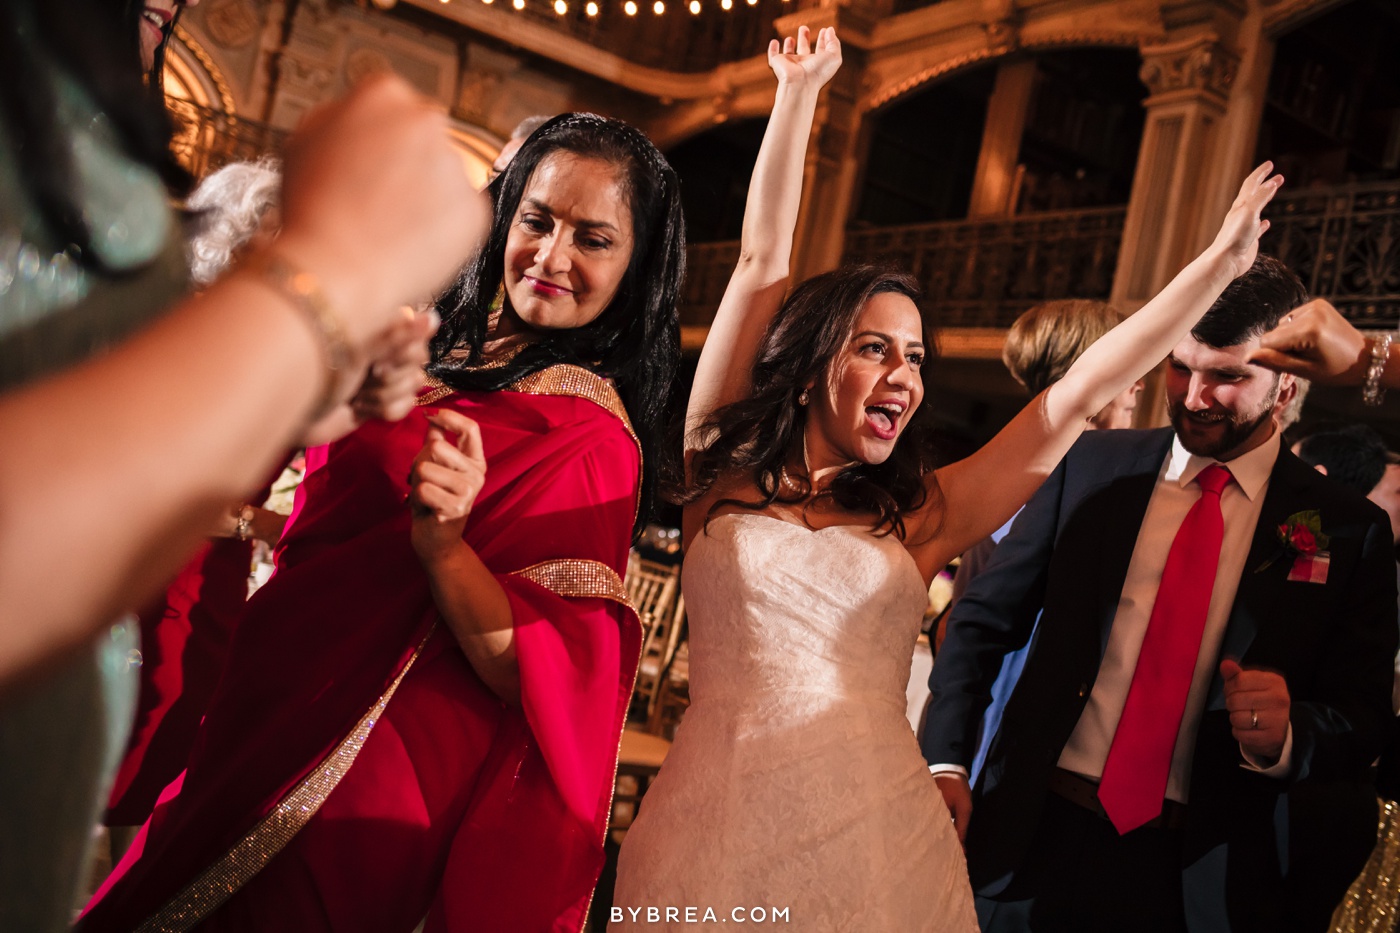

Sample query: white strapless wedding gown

[611,513,977,932]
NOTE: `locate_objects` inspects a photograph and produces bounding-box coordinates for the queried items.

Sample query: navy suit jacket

[922,428,1397,932]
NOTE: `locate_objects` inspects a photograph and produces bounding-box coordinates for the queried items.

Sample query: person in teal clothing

[0,2,489,929]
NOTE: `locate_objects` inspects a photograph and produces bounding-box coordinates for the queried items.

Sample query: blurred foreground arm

[0,74,487,686]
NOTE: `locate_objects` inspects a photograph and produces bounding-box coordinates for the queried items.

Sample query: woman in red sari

[80,114,685,933]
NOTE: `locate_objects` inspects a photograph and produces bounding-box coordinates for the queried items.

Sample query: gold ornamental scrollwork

[172,23,238,114]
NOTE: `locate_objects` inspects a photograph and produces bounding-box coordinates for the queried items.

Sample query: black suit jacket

[922,428,1397,933]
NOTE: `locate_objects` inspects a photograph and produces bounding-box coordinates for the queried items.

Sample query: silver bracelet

[1363,332,1393,407]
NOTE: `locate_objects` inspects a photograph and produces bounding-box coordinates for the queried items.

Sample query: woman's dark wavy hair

[688,265,943,539]
[0,1,191,272]
[427,113,685,539]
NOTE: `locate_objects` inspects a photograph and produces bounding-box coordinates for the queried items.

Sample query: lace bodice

[684,512,927,709]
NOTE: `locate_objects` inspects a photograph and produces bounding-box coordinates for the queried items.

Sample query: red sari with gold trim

[80,365,642,933]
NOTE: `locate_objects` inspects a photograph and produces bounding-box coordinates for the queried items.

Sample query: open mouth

[141,7,173,44]
[864,401,905,440]
[142,7,173,29]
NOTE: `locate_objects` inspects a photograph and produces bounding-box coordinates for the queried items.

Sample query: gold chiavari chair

[624,553,683,721]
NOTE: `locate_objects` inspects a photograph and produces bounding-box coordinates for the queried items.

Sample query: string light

[512,0,524,8]
[653,0,663,11]
[624,0,637,12]
[586,0,598,12]
[688,0,700,11]
[720,0,731,8]
[554,0,567,11]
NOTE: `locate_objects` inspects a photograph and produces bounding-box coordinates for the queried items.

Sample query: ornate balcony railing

[1265,180,1400,329]
[166,98,287,180]
[843,206,1127,329]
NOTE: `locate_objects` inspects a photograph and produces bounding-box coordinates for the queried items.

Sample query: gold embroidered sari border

[509,559,634,611]
[507,365,637,447]
[134,631,434,933]
[416,377,454,406]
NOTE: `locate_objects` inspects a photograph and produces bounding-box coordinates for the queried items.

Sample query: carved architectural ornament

[1138,36,1240,103]
[171,23,238,113]
[203,0,261,49]
[456,69,503,123]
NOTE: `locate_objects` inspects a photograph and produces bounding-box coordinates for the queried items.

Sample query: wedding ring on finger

[1250,708,1259,730]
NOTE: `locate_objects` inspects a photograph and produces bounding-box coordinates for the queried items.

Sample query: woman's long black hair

[0,0,190,272]
[428,113,686,539]
[687,265,943,539]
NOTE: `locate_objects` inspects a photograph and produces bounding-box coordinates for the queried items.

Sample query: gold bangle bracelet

[242,251,353,418]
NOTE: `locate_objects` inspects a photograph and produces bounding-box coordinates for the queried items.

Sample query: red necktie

[1097,462,1232,834]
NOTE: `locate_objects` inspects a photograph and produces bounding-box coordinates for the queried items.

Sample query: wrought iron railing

[682,180,1400,333]
[165,98,287,180]
[1265,180,1400,329]
[843,206,1127,329]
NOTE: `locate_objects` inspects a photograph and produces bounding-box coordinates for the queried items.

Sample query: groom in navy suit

[923,256,1397,933]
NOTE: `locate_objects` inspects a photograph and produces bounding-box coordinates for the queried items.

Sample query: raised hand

[1249,298,1371,385]
[1208,162,1284,280]
[409,409,487,563]
[1220,658,1291,765]
[767,25,842,91]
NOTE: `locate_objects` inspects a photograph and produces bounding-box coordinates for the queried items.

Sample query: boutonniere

[1254,509,1331,583]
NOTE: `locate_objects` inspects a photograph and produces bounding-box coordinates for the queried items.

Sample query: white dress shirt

[933,430,1292,797]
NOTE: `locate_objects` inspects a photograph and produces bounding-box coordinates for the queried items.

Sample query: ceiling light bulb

[586,0,598,12]
[554,0,567,11]
[689,0,700,11]
[653,0,663,11]
[624,0,637,13]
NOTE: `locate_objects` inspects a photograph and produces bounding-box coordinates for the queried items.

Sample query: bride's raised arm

[684,26,841,458]
[922,162,1284,566]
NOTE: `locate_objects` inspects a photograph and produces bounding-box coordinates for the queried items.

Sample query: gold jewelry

[797,388,809,406]
[235,505,254,542]
[1250,708,1258,730]
[243,251,353,420]
[1364,332,1393,407]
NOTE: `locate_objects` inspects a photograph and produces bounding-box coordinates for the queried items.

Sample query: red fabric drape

[80,377,642,933]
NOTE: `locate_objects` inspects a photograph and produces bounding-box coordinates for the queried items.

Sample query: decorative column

[776,4,876,283]
[1111,34,1243,311]
[1109,11,1271,426]
[965,57,1037,218]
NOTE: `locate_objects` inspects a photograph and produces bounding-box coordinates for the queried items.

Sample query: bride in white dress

[611,26,1282,932]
